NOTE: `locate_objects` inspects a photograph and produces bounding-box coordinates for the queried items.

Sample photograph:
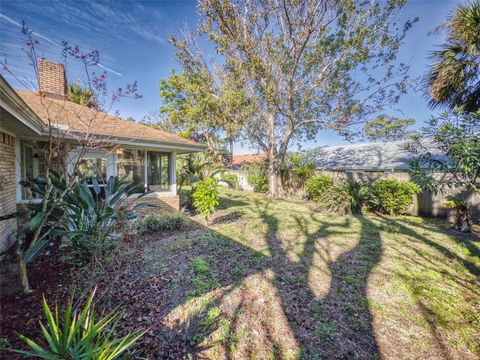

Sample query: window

[78,156,107,185]
[21,141,47,200]
[117,149,145,189]
[116,149,172,193]
[148,152,170,192]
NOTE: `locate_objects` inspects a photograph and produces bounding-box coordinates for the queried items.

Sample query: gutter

[0,75,46,134]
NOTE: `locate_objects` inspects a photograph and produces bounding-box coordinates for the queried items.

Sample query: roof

[231,153,267,166]
[0,75,46,136]
[15,89,205,151]
[310,140,445,171]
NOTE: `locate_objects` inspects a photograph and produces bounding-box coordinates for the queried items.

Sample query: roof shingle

[16,90,204,148]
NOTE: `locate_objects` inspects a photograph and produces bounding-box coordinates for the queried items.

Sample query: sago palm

[426,1,480,112]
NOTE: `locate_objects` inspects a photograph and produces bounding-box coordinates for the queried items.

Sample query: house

[230,153,267,169]
[0,60,205,291]
[309,141,479,219]
[310,140,445,173]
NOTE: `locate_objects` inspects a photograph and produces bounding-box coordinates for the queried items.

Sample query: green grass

[121,187,480,359]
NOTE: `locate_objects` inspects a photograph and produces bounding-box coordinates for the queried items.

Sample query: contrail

[0,13,122,76]
[0,13,59,47]
[98,63,122,76]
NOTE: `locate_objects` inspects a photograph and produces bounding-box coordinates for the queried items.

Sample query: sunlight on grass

[153,188,479,358]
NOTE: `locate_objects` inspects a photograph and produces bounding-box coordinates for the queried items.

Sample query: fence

[223,169,480,221]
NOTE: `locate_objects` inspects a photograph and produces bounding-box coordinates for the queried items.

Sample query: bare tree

[2,23,141,292]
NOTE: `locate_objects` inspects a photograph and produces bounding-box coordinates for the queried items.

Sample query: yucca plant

[12,289,144,359]
[25,175,151,264]
[57,176,150,263]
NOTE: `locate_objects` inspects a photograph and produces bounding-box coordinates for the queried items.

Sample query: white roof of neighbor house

[310,140,445,171]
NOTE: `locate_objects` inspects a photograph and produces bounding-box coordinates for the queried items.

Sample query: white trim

[14,137,22,203]
[169,151,177,195]
[0,97,44,135]
[144,151,149,192]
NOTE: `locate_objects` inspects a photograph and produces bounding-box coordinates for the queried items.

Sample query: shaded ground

[1,188,479,359]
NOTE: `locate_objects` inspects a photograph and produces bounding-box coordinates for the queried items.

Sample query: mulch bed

[0,242,73,359]
[0,230,201,359]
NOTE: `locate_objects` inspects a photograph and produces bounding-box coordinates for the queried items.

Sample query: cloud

[0,11,123,76]
[0,13,59,47]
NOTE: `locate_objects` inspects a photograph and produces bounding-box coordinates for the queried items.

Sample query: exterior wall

[216,170,254,191]
[125,194,180,212]
[0,132,20,295]
[0,132,17,253]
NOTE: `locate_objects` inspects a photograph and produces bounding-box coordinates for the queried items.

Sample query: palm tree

[67,83,97,109]
[426,1,480,112]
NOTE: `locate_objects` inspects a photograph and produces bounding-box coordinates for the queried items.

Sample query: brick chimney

[38,59,67,99]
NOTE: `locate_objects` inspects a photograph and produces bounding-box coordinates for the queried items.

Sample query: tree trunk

[268,163,282,198]
[452,206,471,232]
[267,108,283,198]
[16,244,31,293]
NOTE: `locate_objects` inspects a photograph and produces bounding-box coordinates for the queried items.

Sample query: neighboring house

[0,60,205,283]
[310,140,444,173]
[228,153,267,191]
[230,153,267,169]
[309,141,479,219]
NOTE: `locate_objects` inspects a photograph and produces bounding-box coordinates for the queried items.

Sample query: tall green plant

[425,1,480,112]
[192,178,219,224]
[60,177,149,263]
[12,289,144,359]
[27,175,149,264]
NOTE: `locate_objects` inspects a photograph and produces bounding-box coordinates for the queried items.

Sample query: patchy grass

[2,188,479,359]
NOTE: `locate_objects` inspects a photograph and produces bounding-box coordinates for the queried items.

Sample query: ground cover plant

[1,188,479,359]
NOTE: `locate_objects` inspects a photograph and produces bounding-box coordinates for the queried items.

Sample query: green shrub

[247,172,269,193]
[371,179,421,215]
[26,175,148,265]
[306,176,372,214]
[243,162,269,193]
[220,172,239,189]
[11,289,144,359]
[295,161,315,184]
[136,212,190,234]
[305,176,334,201]
[192,178,219,223]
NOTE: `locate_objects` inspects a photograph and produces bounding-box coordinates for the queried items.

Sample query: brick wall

[125,193,180,212]
[0,132,20,295]
[0,132,17,253]
[38,59,67,99]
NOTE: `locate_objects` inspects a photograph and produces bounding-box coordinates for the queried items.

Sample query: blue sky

[0,0,462,154]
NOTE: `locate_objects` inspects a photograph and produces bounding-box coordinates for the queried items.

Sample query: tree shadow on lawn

[382,216,480,278]
[256,201,382,359]
[149,199,384,359]
[374,216,479,359]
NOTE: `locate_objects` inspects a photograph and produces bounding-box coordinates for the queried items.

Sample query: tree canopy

[425,0,480,112]
[196,0,416,196]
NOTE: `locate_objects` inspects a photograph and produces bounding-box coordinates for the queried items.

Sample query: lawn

[2,188,479,359]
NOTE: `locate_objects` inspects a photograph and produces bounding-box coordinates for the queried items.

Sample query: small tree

[192,177,219,225]
[1,23,141,292]
[409,109,479,231]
